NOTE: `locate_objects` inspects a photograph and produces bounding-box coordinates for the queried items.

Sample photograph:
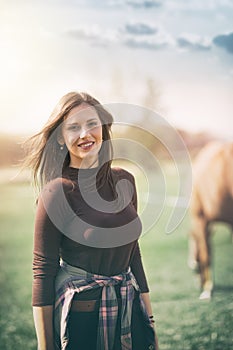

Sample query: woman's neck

[69,157,99,169]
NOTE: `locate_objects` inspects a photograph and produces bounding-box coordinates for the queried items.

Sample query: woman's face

[61,103,103,168]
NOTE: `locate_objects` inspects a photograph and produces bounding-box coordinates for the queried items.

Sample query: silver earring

[60,145,64,150]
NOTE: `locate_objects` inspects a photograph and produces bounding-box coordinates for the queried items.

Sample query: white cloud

[107,0,162,8]
[123,28,175,50]
[66,25,119,46]
[123,36,167,50]
[177,33,212,51]
[124,22,158,35]
[125,0,162,8]
[65,22,233,59]
[213,32,233,54]
[165,0,233,11]
[65,23,175,50]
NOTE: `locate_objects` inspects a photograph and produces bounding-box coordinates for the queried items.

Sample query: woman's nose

[79,127,89,138]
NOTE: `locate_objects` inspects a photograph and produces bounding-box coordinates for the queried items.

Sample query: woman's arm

[130,244,159,348]
[33,306,54,350]
[32,180,67,348]
[140,292,153,317]
[141,292,159,349]
[128,172,159,347]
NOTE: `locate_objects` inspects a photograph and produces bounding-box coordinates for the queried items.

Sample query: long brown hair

[24,92,114,192]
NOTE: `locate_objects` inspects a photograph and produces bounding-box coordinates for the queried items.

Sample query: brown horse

[188,141,233,299]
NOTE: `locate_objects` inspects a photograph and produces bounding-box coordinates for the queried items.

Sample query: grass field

[0,175,232,350]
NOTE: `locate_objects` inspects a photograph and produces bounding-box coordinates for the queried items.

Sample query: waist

[60,260,131,279]
[72,284,122,301]
[70,299,98,312]
[70,296,128,312]
[55,261,138,308]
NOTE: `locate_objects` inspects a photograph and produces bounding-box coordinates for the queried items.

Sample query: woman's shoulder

[38,177,75,212]
[41,177,75,195]
[111,166,135,181]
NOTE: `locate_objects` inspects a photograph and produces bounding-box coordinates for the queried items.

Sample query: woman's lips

[78,141,95,150]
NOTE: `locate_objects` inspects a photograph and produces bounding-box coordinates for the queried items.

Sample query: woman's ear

[57,138,64,146]
[57,131,64,146]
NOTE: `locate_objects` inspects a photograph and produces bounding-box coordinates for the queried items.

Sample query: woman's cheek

[94,127,103,142]
[66,134,79,147]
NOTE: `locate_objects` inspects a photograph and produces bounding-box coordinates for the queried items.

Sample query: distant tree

[110,76,170,164]
[110,66,124,101]
[143,77,163,113]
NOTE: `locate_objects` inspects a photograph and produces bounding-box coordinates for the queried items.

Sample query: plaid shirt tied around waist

[54,261,143,350]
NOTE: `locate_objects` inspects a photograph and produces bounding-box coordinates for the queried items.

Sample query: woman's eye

[87,121,98,128]
[68,125,80,131]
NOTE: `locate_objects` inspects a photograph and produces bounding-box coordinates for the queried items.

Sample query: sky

[0,0,233,138]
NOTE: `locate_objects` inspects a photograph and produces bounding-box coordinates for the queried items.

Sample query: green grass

[0,179,232,350]
[140,221,233,350]
[0,182,37,350]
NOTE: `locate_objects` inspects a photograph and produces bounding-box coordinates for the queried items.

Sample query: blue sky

[0,0,233,137]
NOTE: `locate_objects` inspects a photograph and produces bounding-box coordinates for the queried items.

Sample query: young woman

[26,92,158,349]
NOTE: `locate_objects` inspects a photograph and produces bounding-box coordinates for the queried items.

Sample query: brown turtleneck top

[32,166,149,306]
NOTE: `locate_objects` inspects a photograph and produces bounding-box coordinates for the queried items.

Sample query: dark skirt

[67,304,99,350]
[67,292,156,350]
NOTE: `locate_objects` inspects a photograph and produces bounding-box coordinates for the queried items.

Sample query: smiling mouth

[78,141,95,150]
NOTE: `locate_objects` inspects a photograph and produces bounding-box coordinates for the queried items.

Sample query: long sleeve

[130,242,149,293]
[129,174,149,293]
[32,179,71,306]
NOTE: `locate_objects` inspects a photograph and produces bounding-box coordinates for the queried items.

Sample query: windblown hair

[24,92,114,192]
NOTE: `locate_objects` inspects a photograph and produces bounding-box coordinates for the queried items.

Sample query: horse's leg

[188,234,199,271]
[198,221,213,299]
[192,216,212,299]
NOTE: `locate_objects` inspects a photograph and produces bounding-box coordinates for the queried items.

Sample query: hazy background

[0,0,233,138]
[0,2,233,349]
